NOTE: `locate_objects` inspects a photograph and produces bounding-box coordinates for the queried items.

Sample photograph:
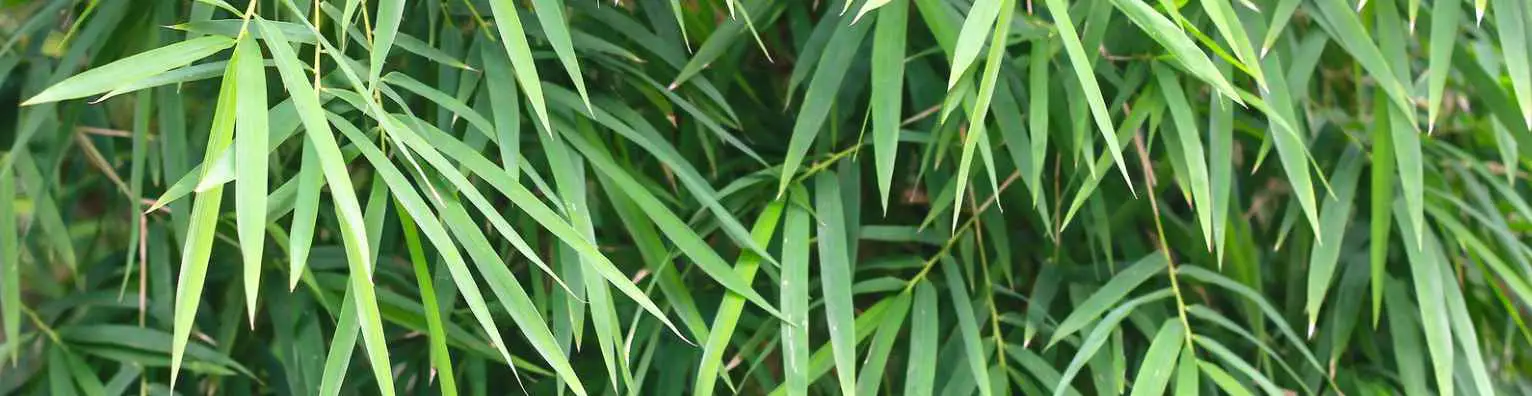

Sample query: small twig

[903,171,1023,291]
[791,144,864,185]
[75,126,136,138]
[72,132,132,198]
[1131,129,1197,351]
[900,104,942,127]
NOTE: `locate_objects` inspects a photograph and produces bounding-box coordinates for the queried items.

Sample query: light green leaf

[1425,0,1461,129]
[1495,0,1532,129]
[694,201,786,396]
[947,0,1003,90]
[1154,63,1215,250]
[23,36,235,105]
[1129,321,1185,396]
[169,53,239,388]
[781,197,813,396]
[257,19,372,282]
[530,0,591,110]
[232,37,269,327]
[368,0,405,90]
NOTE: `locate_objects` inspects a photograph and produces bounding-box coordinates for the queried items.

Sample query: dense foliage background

[2,0,1532,394]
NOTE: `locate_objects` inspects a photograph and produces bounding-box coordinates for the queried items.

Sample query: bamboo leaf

[1042,0,1136,193]
[486,0,553,132]
[777,17,871,197]
[1128,321,1184,396]
[1109,0,1243,102]
[1049,254,1168,347]
[1494,0,1532,128]
[817,172,860,396]
[169,53,240,387]
[781,197,813,396]
[872,0,908,212]
[942,258,994,396]
[1056,289,1175,396]
[257,19,372,282]
[22,36,234,105]
[694,201,786,396]
[232,37,269,327]
[1425,0,1461,129]
[0,163,15,364]
[1303,150,1364,330]
[1393,199,1454,396]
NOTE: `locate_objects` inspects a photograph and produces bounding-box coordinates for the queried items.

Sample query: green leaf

[257,18,372,283]
[485,0,553,132]
[1192,336,1284,396]
[780,197,813,396]
[22,36,235,105]
[1109,0,1242,102]
[777,15,871,196]
[1174,344,1199,396]
[871,0,908,212]
[1258,53,1322,237]
[399,206,459,396]
[232,37,269,327]
[1385,281,1432,396]
[529,0,591,110]
[96,60,233,102]
[1438,247,1495,396]
[1425,0,1461,129]
[1049,254,1168,347]
[856,291,914,396]
[1310,0,1417,125]
[1153,63,1215,250]
[0,164,16,364]
[1056,289,1175,396]
[1043,0,1135,194]
[383,72,493,135]
[1303,150,1364,330]
[942,258,993,396]
[368,0,405,90]
[286,141,322,289]
[558,126,786,319]
[1261,0,1302,55]
[1198,361,1252,396]
[1368,91,1396,327]
[947,0,1003,90]
[328,114,583,396]
[1494,0,1532,128]
[480,44,522,176]
[170,53,240,388]
[694,200,786,396]
[317,286,361,396]
[816,172,860,395]
[1198,0,1265,87]
[949,0,1015,230]
[903,280,940,396]
[1129,321,1185,396]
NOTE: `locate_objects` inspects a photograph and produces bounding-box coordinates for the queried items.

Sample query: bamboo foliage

[0,0,1531,394]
